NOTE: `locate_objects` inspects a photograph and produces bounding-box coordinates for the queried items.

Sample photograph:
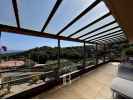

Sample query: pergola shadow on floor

[33,62,119,99]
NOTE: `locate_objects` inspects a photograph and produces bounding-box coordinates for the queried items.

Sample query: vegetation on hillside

[0,45,95,64]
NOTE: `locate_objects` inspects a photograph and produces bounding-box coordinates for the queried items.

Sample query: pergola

[0,0,128,45]
[0,1,130,98]
[0,0,128,68]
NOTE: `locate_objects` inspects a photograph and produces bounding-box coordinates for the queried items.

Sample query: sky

[1,32,83,50]
[0,0,112,50]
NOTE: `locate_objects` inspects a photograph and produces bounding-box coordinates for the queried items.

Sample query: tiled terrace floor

[33,62,119,99]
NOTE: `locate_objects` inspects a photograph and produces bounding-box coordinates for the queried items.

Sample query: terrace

[0,0,132,99]
[33,62,119,99]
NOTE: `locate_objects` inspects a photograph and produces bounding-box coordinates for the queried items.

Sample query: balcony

[0,0,131,99]
[32,62,119,99]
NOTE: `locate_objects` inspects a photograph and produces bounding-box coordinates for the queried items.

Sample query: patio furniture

[112,77,133,98]
[111,62,133,98]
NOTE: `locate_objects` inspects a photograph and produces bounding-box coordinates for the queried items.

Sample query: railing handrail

[0,60,71,73]
[0,61,92,86]
[0,70,53,85]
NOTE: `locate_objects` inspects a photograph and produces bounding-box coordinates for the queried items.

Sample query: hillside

[0,45,95,64]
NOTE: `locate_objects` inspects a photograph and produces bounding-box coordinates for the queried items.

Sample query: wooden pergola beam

[88,29,123,41]
[0,24,97,44]
[77,20,116,39]
[68,12,111,38]
[12,0,20,28]
[56,0,101,35]
[94,36,126,44]
[91,32,124,42]
[41,0,63,32]
[84,25,120,40]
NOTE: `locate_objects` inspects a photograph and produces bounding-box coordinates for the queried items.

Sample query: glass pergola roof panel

[87,29,123,41]
[60,40,82,47]
[71,15,115,38]
[92,34,125,41]
[87,31,124,41]
[80,22,119,40]
[0,0,17,26]
[0,0,127,45]
[60,1,109,37]
[94,37,126,44]
[44,0,96,34]
[17,0,56,31]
